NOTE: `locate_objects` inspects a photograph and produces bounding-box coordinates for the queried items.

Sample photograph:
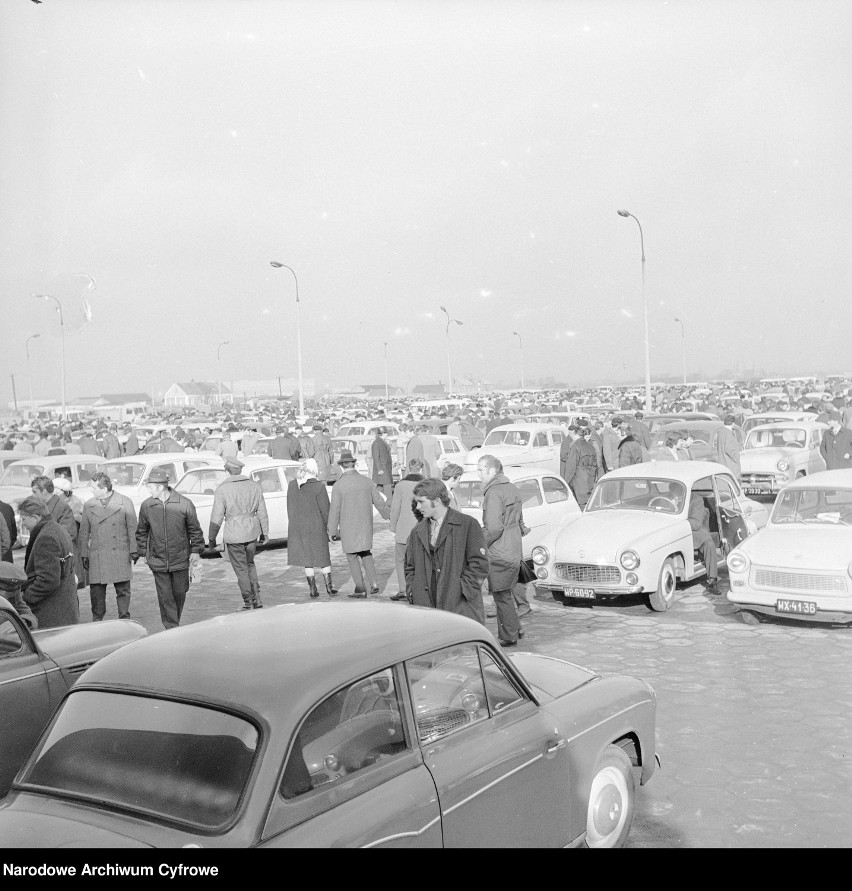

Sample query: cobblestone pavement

[30,516,852,848]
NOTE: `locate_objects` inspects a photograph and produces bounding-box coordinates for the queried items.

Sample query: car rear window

[103,462,145,486]
[20,692,259,830]
[0,463,45,487]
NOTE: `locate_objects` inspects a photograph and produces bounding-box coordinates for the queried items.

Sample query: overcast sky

[2,0,850,403]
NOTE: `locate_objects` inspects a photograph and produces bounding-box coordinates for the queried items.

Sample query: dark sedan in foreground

[0,604,657,848]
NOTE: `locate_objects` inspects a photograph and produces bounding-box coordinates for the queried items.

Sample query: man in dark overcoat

[371,427,394,497]
[19,496,79,629]
[286,458,336,597]
[30,476,77,546]
[404,477,488,624]
[561,425,598,508]
[78,472,138,621]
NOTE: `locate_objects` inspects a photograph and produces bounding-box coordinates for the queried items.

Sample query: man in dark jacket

[30,476,77,547]
[136,468,205,629]
[268,426,301,461]
[616,422,644,468]
[689,492,719,595]
[76,428,103,457]
[820,411,852,470]
[371,427,394,497]
[0,497,16,562]
[19,496,79,629]
[562,425,598,508]
[478,454,525,646]
[404,477,488,623]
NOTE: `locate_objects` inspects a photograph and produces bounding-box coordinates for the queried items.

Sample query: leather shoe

[389,592,407,601]
[706,579,720,595]
[370,586,380,596]
[348,589,367,599]
[498,638,518,647]
[518,628,525,639]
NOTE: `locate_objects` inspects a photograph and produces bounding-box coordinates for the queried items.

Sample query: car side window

[279,668,407,800]
[533,433,548,448]
[407,644,488,744]
[551,430,564,444]
[78,463,100,482]
[516,478,544,508]
[715,476,743,515]
[252,469,283,493]
[153,464,177,484]
[0,617,25,658]
[543,477,569,504]
[283,467,299,485]
[480,648,527,714]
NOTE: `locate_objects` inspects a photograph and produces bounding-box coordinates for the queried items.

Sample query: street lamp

[269,261,304,417]
[31,294,66,421]
[674,318,686,385]
[439,305,463,396]
[616,210,652,413]
[512,331,524,389]
[383,341,389,402]
[217,340,231,405]
[25,333,41,419]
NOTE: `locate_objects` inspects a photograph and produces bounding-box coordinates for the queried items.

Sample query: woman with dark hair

[286,458,337,597]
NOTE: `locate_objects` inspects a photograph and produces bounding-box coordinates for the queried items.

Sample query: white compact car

[739,422,827,498]
[462,424,566,475]
[726,469,852,625]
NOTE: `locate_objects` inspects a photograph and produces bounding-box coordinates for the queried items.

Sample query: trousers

[227,540,259,605]
[491,586,521,644]
[152,569,190,629]
[693,529,718,579]
[89,580,131,620]
[346,552,377,591]
[394,541,407,593]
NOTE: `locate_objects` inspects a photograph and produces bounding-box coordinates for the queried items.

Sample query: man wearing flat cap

[208,456,269,610]
[136,468,205,629]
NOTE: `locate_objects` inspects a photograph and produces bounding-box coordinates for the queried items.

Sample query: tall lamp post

[512,330,524,389]
[616,210,652,413]
[217,340,231,405]
[269,261,304,417]
[25,333,41,419]
[439,305,462,396]
[32,294,66,421]
[674,318,686,385]
[383,341,389,402]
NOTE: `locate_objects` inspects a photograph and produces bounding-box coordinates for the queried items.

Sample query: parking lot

[25,514,852,848]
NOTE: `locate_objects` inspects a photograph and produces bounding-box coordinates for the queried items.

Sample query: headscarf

[298,458,318,485]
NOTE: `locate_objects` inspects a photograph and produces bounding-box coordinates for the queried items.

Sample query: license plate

[744,486,765,495]
[776,599,817,615]
[564,587,595,599]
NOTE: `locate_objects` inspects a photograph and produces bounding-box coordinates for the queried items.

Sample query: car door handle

[546,738,566,755]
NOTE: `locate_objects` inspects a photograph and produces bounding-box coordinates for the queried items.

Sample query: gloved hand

[82,557,89,571]
[258,533,267,544]
[131,552,140,564]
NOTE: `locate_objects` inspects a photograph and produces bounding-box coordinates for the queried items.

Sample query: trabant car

[92,453,224,510]
[0,595,146,798]
[461,424,566,475]
[740,411,818,435]
[454,468,581,557]
[174,458,301,544]
[726,470,852,625]
[532,462,767,612]
[0,604,656,848]
[739,422,827,498]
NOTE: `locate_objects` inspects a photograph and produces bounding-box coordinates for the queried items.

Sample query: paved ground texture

[24,516,852,848]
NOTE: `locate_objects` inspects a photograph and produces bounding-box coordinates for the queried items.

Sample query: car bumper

[726,587,852,624]
[535,584,644,599]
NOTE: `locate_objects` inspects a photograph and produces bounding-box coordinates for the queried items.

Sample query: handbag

[518,560,536,585]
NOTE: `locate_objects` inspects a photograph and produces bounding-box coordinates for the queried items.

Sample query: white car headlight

[620,549,640,570]
[727,550,750,573]
[776,459,789,472]
[532,546,549,566]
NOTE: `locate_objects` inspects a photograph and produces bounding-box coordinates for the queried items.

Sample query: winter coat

[297,434,316,459]
[240,432,261,457]
[617,435,644,468]
[102,432,122,460]
[820,427,852,470]
[481,473,524,591]
[124,432,140,456]
[389,474,423,544]
[22,518,79,629]
[601,427,621,473]
[631,418,652,450]
[45,494,77,547]
[286,478,331,567]
[588,430,605,476]
[419,434,442,478]
[136,489,205,573]
[268,434,301,461]
[312,432,335,482]
[715,426,741,477]
[76,435,103,457]
[371,436,393,486]
[210,475,269,544]
[327,469,389,553]
[562,438,598,507]
[0,508,9,557]
[78,491,137,584]
[215,439,239,460]
[404,507,488,625]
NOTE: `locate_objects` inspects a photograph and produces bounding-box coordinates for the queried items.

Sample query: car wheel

[647,558,676,612]
[583,744,636,848]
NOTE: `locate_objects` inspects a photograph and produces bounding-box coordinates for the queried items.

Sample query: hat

[828,410,842,421]
[0,562,27,582]
[52,477,72,493]
[147,469,171,485]
[226,425,239,433]
[224,456,245,470]
[337,450,357,465]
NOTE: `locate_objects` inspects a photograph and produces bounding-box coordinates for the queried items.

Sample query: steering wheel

[648,496,677,511]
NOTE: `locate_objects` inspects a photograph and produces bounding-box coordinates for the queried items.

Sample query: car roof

[79,603,494,722]
[781,469,852,491]
[745,421,827,432]
[605,460,735,483]
[5,454,103,467]
[654,420,724,431]
[458,467,560,482]
[487,423,563,433]
[101,453,207,464]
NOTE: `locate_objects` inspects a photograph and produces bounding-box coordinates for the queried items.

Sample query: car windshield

[455,480,484,509]
[652,427,713,447]
[483,429,531,447]
[586,478,687,514]
[175,468,229,494]
[19,691,259,830]
[745,428,806,450]
[103,463,145,486]
[771,487,852,525]
[0,463,45,487]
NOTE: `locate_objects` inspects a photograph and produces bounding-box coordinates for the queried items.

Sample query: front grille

[752,568,848,594]
[554,563,621,585]
[741,473,775,484]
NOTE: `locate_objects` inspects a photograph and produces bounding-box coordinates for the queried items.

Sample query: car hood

[741,448,799,469]
[0,803,152,847]
[551,509,679,562]
[33,620,147,667]
[509,653,598,703]
[736,525,852,569]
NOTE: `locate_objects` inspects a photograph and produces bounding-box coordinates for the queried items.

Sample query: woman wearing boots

[286,459,337,597]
